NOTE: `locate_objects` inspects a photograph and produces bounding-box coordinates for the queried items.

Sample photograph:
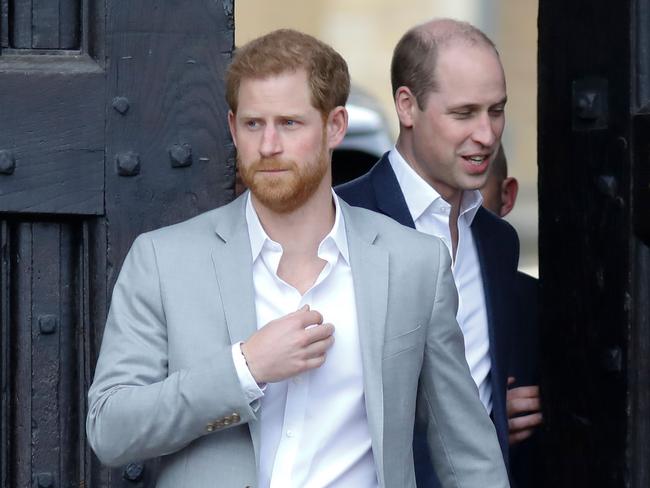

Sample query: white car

[332,86,393,186]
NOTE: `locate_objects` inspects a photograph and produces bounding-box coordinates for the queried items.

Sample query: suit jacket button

[231,412,240,423]
[215,419,225,429]
[206,422,215,432]
[223,417,232,426]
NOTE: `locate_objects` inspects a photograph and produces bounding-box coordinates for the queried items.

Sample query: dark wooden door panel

[104,0,235,275]
[2,219,87,488]
[7,0,81,50]
[0,60,104,215]
[0,0,102,215]
[0,1,234,486]
[9,0,32,48]
[539,0,650,486]
[32,0,64,49]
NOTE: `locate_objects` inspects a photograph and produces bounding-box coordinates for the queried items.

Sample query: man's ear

[326,106,348,149]
[227,110,238,147]
[394,86,417,128]
[499,176,519,217]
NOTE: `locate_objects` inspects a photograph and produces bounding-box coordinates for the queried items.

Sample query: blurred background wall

[235,0,538,275]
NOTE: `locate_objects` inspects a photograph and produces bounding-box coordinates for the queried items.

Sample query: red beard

[238,142,329,214]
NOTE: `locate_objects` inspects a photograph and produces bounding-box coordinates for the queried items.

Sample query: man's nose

[259,126,282,157]
[471,113,499,147]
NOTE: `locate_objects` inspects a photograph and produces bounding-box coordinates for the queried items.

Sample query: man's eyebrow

[447,103,480,112]
[275,114,303,120]
[447,97,508,111]
[236,112,305,119]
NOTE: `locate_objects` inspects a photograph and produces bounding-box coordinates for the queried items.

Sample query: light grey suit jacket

[87,194,508,487]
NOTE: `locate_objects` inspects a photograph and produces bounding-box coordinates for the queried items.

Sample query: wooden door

[538,1,650,486]
[0,1,235,486]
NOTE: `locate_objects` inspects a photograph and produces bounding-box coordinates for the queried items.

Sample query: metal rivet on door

[36,472,54,488]
[112,97,131,115]
[116,152,141,176]
[169,143,193,168]
[123,463,144,482]
[0,150,16,175]
[38,315,58,335]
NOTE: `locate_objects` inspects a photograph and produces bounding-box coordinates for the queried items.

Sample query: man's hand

[507,376,543,445]
[240,305,335,384]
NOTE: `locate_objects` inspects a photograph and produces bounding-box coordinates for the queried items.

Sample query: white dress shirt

[389,148,493,413]
[231,192,378,488]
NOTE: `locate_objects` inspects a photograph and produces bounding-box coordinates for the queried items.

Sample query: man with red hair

[87,29,508,488]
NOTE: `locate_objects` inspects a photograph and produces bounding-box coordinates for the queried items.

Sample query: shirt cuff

[231,342,264,404]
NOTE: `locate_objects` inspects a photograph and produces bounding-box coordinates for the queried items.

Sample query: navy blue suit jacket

[509,271,541,488]
[336,153,519,486]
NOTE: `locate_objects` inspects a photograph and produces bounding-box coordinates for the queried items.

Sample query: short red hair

[226,29,350,117]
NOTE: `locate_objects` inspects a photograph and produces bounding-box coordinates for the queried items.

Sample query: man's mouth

[252,157,295,173]
[463,154,490,165]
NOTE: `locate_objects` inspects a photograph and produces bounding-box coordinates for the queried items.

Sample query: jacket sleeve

[86,234,257,466]
[417,239,510,487]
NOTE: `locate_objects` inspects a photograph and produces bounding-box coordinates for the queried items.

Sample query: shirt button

[286,429,295,438]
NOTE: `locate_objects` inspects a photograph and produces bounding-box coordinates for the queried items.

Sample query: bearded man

[86,29,508,488]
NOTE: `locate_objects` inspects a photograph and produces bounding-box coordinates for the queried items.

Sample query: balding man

[337,19,518,486]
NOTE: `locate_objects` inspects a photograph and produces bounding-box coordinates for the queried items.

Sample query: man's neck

[394,139,464,212]
[395,138,464,257]
[253,186,334,248]
[252,185,335,294]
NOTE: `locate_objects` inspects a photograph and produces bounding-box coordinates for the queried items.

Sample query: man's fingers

[507,396,542,416]
[508,412,543,432]
[304,323,335,343]
[507,376,516,386]
[302,334,335,358]
[507,385,541,416]
[296,309,324,328]
[508,411,542,444]
[508,385,540,398]
[303,354,327,370]
[509,428,535,445]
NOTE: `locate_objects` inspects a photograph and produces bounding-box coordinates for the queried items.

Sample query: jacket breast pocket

[382,324,422,360]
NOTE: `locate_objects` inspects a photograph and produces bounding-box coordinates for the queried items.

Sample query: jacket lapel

[341,201,389,485]
[371,154,416,228]
[210,194,262,464]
